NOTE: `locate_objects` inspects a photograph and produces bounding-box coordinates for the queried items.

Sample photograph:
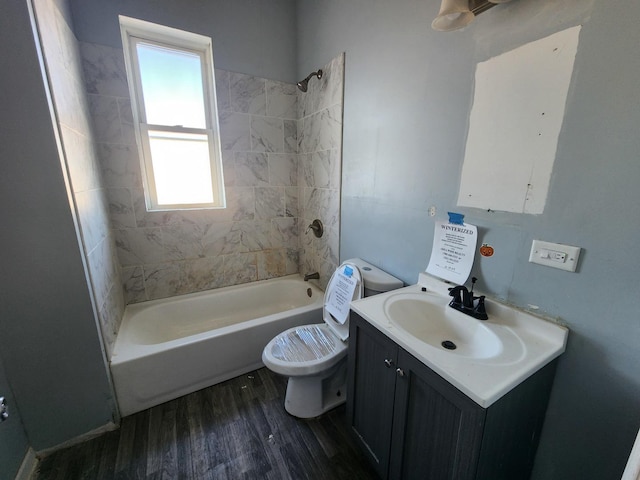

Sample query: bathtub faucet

[304,272,320,281]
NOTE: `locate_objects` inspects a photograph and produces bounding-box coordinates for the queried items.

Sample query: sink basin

[384,293,502,359]
[350,272,568,408]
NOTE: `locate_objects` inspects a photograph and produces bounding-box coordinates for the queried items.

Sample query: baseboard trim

[35,422,119,458]
[15,448,38,480]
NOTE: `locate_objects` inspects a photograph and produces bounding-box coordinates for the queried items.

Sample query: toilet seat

[262,262,364,377]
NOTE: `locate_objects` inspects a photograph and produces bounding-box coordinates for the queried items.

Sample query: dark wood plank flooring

[35,368,378,479]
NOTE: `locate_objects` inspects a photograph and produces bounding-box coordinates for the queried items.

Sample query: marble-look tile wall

[80,42,302,303]
[33,0,124,356]
[298,54,345,289]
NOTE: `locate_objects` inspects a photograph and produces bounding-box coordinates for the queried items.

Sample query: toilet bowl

[262,258,403,418]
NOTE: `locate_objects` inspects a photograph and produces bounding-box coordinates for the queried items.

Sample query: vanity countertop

[350,273,568,408]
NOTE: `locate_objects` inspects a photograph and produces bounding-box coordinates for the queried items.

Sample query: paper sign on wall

[426,221,477,284]
[325,271,358,324]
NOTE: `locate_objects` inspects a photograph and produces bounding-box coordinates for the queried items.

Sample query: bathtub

[110,275,324,417]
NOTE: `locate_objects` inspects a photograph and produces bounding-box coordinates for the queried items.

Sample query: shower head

[296,69,323,92]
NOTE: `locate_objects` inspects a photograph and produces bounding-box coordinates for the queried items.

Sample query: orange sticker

[479,244,494,257]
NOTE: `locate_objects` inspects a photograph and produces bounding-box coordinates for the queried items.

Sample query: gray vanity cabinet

[347,312,558,480]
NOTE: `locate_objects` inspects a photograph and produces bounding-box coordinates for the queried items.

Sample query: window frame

[119,15,225,211]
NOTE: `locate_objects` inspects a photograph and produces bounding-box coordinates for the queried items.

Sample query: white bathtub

[110,275,324,416]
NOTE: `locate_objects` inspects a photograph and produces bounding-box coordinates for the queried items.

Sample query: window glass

[147,131,213,205]
[136,42,207,128]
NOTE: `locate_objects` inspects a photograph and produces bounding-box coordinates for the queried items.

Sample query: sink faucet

[304,272,320,281]
[447,277,488,320]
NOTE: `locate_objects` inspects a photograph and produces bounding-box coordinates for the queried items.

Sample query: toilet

[262,258,403,418]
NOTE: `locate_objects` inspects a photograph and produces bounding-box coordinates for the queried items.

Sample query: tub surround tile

[75,189,110,254]
[319,54,345,111]
[122,266,146,304]
[105,187,136,229]
[219,111,251,151]
[251,116,284,153]
[143,257,228,300]
[269,153,298,186]
[214,69,231,112]
[224,187,256,221]
[88,94,125,144]
[296,54,344,286]
[36,0,83,83]
[257,249,286,280]
[143,262,182,300]
[255,187,285,220]
[301,150,338,189]
[224,252,258,286]
[48,64,92,135]
[98,143,142,190]
[115,227,165,266]
[221,150,236,187]
[162,223,205,261]
[202,223,243,256]
[266,80,298,119]
[285,186,300,218]
[80,42,130,97]
[229,72,266,115]
[180,257,226,294]
[238,220,273,252]
[78,46,344,304]
[272,217,299,249]
[60,125,102,193]
[284,120,298,153]
[299,107,342,154]
[86,238,113,310]
[235,152,269,186]
[97,282,125,357]
[302,188,339,230]
[285,248,299,275]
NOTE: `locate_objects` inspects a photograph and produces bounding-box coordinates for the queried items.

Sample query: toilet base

[283,358,347,418]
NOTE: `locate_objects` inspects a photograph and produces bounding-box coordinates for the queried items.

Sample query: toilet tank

[344,258,404,297]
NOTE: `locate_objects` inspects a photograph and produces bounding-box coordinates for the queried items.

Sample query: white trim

[14,448,37,480]
[35,422,119,458]
[119,16,225,211]
[622,427,640,480]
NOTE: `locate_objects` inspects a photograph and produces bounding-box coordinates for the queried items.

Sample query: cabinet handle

[396,368,406,377]
[384,359,394,368]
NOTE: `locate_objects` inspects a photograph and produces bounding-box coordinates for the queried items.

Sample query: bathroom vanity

[346,273,568,480]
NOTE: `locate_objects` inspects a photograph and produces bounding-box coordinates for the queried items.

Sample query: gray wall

[0,0,115,452]
[70,0,297,83]
[298,0,639,479]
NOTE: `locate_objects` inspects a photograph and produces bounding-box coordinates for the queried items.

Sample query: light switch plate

[529,240,581,272]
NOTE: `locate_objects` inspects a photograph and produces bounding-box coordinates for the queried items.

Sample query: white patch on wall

[457,26,581,214]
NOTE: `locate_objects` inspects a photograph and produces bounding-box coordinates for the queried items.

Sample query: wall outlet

[529,240,581,272]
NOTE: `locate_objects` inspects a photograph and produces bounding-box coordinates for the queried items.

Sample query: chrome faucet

[304,272,320,281]
[447,277,488,320]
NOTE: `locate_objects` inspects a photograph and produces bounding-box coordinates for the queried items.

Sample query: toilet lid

[270,324,342,363]
[263,323,348,376]
[323,262,364,341]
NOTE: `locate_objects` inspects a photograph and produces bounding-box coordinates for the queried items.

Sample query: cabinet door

[347,313,399,478]
[389,349,486,480]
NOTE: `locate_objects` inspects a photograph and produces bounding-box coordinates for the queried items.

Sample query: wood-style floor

[34,368,378,479]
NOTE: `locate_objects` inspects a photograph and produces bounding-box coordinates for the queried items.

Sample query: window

[119,16,225,210]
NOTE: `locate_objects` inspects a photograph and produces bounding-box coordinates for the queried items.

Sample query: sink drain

[441,340,457,350]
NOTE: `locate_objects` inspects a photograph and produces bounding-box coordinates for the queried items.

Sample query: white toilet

[262,258,403,418]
